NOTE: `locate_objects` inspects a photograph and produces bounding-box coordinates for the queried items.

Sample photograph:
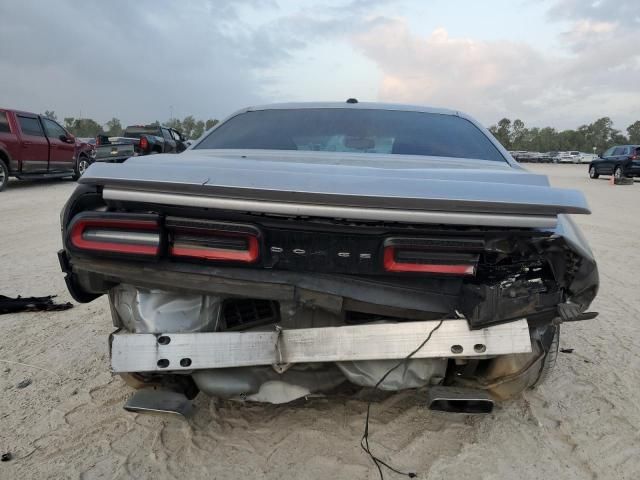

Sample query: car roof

[239,101,460,117]
[0,107,39,117]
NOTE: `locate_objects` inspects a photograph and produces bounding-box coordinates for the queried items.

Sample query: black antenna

[346,98,358,104]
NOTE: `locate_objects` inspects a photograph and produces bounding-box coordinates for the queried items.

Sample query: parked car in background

[540,151,560,163]
[557,151,581,163]
[0,108,93,191]
[97,125,187,156]
[92,141,136,165]
[578,152,598,164]
[78,137,97,146]
[589,145,640,180]
[59,101,598,413]
[509,151,546,163]
[90,125,188,169]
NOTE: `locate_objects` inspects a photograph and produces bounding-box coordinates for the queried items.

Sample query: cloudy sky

[1,0,638,130]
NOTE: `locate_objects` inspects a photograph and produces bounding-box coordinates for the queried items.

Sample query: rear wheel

[0,160,8,191]
[589,166,599,179]
[72,155,90,180]
[614,165,624,180]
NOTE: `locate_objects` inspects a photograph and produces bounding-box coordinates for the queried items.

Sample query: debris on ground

[0,295,73,315]
[16,378,32,389]
[1,453,12,462]
[560,348,575,354]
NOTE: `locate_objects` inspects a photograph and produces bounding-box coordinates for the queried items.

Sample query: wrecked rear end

[58,104,598,412]
[58,171,597,408]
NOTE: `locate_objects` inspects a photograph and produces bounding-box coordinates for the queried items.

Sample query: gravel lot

[1,164,638,480]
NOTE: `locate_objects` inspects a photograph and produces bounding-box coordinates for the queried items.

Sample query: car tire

[72,155,90,180]
[0,159,8,192]
[614,165,624,180]
[589,166,599,179]
[529,325,560,389]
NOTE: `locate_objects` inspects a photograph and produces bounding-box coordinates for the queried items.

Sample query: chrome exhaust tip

[426,386,494,414]
[124,388,193,417]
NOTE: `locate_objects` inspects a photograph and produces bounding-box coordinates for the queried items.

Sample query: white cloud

[352,11,640,129]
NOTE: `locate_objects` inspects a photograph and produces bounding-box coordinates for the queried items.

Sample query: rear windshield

[124,126,160,139]
[195,108,506,162]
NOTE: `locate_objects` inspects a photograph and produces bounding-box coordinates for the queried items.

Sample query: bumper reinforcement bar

[111,319,531,373]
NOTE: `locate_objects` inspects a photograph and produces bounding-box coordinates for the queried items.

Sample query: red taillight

[69,216,160,256]
[383,245,477,275]
[95,136,101,146]
[630,155,638,160]
[139,136,149,151]
[167,217,261,264]
[171,233,259,263]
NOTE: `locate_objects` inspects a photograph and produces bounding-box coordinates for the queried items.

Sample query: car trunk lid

[81,149,590,228]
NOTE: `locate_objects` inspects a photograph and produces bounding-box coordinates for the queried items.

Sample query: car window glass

[170,129,182,141]
[196,109,507,162]
[161,128,173,141]
[602,147,614,157]
[42,118,67,139]
[612,147,624,155]
[17,115,45,137]
[0,112,10,133]
[124,126,161,139]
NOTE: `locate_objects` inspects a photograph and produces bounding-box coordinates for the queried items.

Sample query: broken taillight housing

[67,214,161,256]
[166,217,260,263]
[382,237,480,275]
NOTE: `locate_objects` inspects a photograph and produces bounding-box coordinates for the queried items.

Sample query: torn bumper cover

[106,283,534,402]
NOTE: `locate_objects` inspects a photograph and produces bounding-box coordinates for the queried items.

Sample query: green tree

[64,118,103,137]
[163,118,183,132]
[487,116,634,155]
[510,119,526,149]
[627,121,640,144]
[192,120,206,139]
[63,117,75,130]
[489,118,512,149]
[105,118,123,137]
[589,117,618,152]
[163,117,220,139]
[181,116,197,139]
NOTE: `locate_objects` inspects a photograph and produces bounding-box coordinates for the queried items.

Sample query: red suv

[0,108,94,191]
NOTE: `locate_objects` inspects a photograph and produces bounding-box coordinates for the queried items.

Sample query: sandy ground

[0,164,638,480]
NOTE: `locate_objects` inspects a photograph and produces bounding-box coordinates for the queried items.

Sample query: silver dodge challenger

[59,101,598,414]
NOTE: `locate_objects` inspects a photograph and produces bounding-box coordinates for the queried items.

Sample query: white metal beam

[111,319,531,373]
